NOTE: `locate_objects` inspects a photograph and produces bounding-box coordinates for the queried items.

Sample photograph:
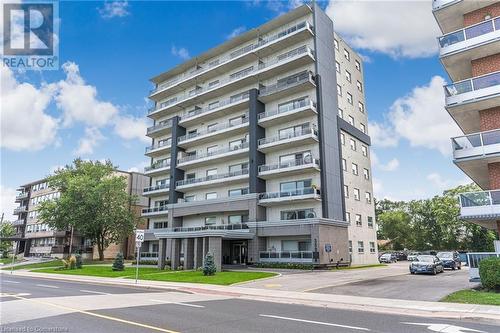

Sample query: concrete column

[165,238,172,264]
[185,238,195,269]
[193,237,203,269]
[208,237,222,272]
[171,238,181,270]
[158,238,167,269]
[202,237,208,266]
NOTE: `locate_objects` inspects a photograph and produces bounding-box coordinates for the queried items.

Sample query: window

[358,102,364,113]
[348,240,352,254]
[229,139,244,150]
[361,145,368,157]
[281,208,315,220]
[344,49,350,61]
[342,159,347,171]
[334,39,339,50]
[337,84,342,96]
[228,188,249,197]
[335,61,340,73]
[368,216,374,228]
[355,60,361,71]
[370,242,376,253]
[348,115,354,126]
[354,188,360,201]
[347,92,353,105]
[340,133,345,145]
[230,91,250,103]
[338,108,343,118]
[350,138,356,151]
[209,80,219,88]
[358,241,364,253]
[363,168,370,180]
[153,221,168,229]
[184,195,195,202]
[278,97,308,113]
[206,192,217,200]
[229,163,248,173]
[229,115,244,126]
[205,216,217,225]
[209,59,220,67]
[207,145,218,155]
[352,163,358,175]
[357,81,363,92]
[344,185,349,197]
[186,173,196,180]
[278,123,308,139]
[206,168,217,177]
[230,66,253,80]
[365,192,372,204]
[360,123,366,134]
[345,70,351,82]
[345,212,351,222]
[228,214,249,224]
[207,123,218,132]
[280,179,312,193]
[355,214,362,226]
[280,151,311,165]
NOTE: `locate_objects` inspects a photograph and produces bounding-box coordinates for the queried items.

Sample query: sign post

[325,243,332,264]
[10,241,18,275]
[135,229,144,284]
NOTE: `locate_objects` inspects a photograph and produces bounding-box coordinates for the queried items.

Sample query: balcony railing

[143,183,170,194]
[169,223,249,233]
[16,192,28,199]
[258,99,316,120]
[144,161,171,173]
[142,206,169,215]
[176,169,249,187]
[145,139,172,153]
[445,70,500,97]
[258,126,318,146]
[460,190,500,208]
[12,219,25,226]
[177,117,249,143]
[259,187,320,201]
[259,251,313,262]
[258,157,320,173]
[180,92,250,121]
[147,119,173,135]
[452,129,500,158]
[439,16,500,48]
[178,142,249,164]
[13,206,27,214]
[259,71,314,97]
[149,21,312,96]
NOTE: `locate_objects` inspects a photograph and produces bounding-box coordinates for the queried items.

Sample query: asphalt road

[1,274,498,333]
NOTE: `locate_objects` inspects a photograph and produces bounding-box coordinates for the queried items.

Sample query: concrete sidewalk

[2,269,499,324]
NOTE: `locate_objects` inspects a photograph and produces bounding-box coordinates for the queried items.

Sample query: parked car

[379,253,397,263]
[436,251,461,270]
[407,252,421,261]
[409,255,444,275]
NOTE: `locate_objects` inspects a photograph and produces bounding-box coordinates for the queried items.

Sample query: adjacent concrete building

[142,4,378,270]
[434,0,500,237]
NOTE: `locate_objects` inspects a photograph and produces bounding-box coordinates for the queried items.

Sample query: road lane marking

[0,293,30,297]
[6,294,180,333]
[402,322,486,333]
[150,299,205,308]
[3,280,20,284]
[259,314,370,331]
[79,290,110,295]
[36,284,59,289]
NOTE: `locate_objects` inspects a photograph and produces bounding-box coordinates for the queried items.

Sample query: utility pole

[69,226,74,255]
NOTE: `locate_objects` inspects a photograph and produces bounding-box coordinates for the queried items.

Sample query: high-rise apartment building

[142,4,378,270]
[434,0,500,238]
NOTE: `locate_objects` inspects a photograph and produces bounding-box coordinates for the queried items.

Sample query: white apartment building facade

[141,4,378,270]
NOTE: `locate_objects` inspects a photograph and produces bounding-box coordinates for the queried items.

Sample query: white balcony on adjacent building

[15,192,28,202]
[259,251,313,263]
[141,206,169,217]
[13,206,27,214]
[142,183,170,196]
[258,126,318,152]
[445,71,500,133]
[144,161,171,176]
[11,219,25,227]
[439,17,500,81]
[145,139,172,157]
[176,169,249,192]
[146,119,173,138]
[258,71,316,103]
[258,99,317,127]
[258,187,321,206]
[459,190,500,229]
[258,158,320,179]
[177,117,249,148]
[177,142,249,169]
[148,21,314,100]
[452,129,500,189]
[433,0,497,34]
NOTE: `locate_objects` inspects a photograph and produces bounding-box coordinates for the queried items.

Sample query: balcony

[148,21,314,100]
[177,142,249,168]
[452,129,500,189]
[177,117,249,148]
[258,187,321,206]
[258,126,318,152]
[445,71,500,133]
[142,183,170,196]
[146,119,173,138]
[258,158,320,179]
[433,0,497,34]
[11,219,25,227]
[141,206,169,217]
[259,251,313,263]
[145,139,172,157]
[259,71,316,103]
[13,206,27,214]
[439,16,500,81]
[176,169,249,192]
[459,190,500,229]
[153,223,253,239]
[258,99,317,127]
[147,46,315,119]
[144,161,171,176]
[15,192,28,202]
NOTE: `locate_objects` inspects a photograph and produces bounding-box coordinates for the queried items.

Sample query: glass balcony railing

[145,139,172,153]
[13,206,27,214]
[259,71,314,97]
[258,99,316,120]
[460,190,500,208]
[143,183,170,193]
[149,21,312,96]
[258,157,320,173]
[147,119,173,135]
[169,223,249,233]
[180,92,250,121]
[259,187,320,201]
[178,117,249,143]
[16,192,28,199]
[439,16,500,48]
[445,70,500,97]
[259,251,313,261]
[452,129,500,156]
[142,206,169,215]
[258,126,318,146]
[176,169,249,187]
[144,161,170,173]
[178,142,249,164]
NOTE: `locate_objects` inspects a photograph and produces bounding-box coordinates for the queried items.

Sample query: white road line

[150,299,205,308]
[3,280,20,284]
[259,314,371,331]
[36,284,59,289]
[79,289,110,295]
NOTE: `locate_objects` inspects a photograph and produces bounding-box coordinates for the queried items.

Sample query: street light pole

[69,226,74,255]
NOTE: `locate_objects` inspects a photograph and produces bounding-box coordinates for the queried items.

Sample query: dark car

[409,255,444,275]
[379,253,397,263]
[436,251,461,270]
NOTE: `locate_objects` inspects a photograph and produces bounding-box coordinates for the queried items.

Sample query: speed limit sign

[135,229,144,247]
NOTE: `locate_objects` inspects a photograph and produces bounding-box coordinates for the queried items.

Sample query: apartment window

[345,212,351,223]
[228,188,249,197]
[228,214,249,224]
[184,195,195,202]
[229,163,248,173]
[360,123,366,134]
[208,101,220,110]
[341,133,345,145]
[281,208,315,220]
[335,61,340,73]
[358,241,364,253]
[344,185,349,197]
[361,145,368,157]
[350,138,357,151]
[355,60,361,71]
[207,145,218,155]
[338,108,343,118]
[370,242,376,253]
[229,139,244,150]
[280,151,312,165]
[280,179,312,193]
[358,101,364,113]
[205,216,217,225]
[209,59,220,67]
[355,214,362,226]
[348,240,352,254]
[278,96,308,113]
[357,81,363,92]
[279,123,308,139]
[348,115,354,126]
[229,115,244,126]
[368,216,374,228]
[352,163,359,175]
[344,49,350,61]
[337,84,342,96]
[206,168,217,177]
[207,123,218,132]
[186,173,195,180]
[347,92,353,105]
[153,221,168,229]
[365,192,372,204]
[230,66,253,80]
[230,91,250,103]
[342,159,347,171]
[334,39,339,51]
[363,168,370,180]
[345,70,351,82]
[208,80,219,88]
[206,192,217,200]
[354,188,360,201]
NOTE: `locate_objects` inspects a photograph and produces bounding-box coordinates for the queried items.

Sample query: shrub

[139,259,158,265]
[177,265,184,271]
[75,254,83,269]
[254,262,314,270]
[112,253,125,271]
[62,255,77,270]
[203,252,217,276]
[479,257,500,291]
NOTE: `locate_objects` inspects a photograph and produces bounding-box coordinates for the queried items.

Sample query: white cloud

[372,177,383,197]
[368,122,398,148]
[127,160,150,173]
[0,66,58,151]
[74,127,105,156]
[326,0,440,58]
[227,26,247,39]
[0,185,17,222]
[379,158,400,172]
[113,116,150,143]
[171,45,190,60]
[98,1,130,19]
[427,172,449,190]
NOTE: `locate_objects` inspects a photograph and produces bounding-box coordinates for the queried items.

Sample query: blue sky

[1,0,469,220]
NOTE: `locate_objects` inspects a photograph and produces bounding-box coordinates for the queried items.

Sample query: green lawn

[34,265,161,278]
[0,257,22,265]
[332,264,387,271]
[442,289,500,306]
[2,259,64,270]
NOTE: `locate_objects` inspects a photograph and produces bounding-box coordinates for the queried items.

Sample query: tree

[203,252,217,276]
[112,253,125,271]
[38,159,139,261]
[0,222,15,258]
[377,210,412,250]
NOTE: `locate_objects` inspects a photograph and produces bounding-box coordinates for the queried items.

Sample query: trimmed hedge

[253,262,314,270]
[479,257,500,291]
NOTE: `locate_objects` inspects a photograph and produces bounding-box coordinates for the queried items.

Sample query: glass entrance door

[231,242,247,264]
